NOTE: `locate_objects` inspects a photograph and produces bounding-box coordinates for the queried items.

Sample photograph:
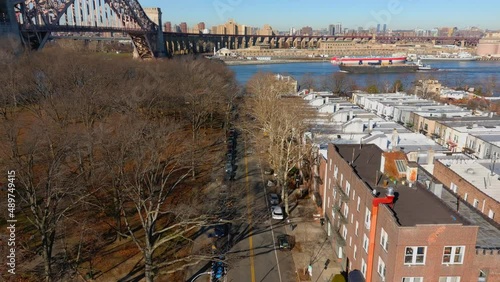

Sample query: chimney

[349,110,354,120]
[427,149,435,166]
[334,103,339,112]
[326,97,329,104]
[368,119,374,132]
[391,128,399,150]
[472,123,478,128]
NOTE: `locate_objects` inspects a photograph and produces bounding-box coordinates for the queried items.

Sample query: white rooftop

[438,158,500,201]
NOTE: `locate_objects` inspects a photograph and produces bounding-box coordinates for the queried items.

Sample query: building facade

[321,143,483,282]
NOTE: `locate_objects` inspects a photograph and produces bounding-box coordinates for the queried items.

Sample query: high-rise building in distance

[334,22,342,35]
[197,22,205,30]
[164,21,172,32]
[179,22,187,33]
[328,24,335,36]
[301,26,313,35]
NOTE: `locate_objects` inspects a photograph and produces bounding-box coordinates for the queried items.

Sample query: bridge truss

[11,0,163,58]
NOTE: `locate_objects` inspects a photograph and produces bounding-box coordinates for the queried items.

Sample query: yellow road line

[245,140,256,282]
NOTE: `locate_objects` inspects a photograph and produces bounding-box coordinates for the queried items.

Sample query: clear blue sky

[140,0,500,31]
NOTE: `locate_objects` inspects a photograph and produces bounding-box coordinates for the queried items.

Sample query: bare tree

[118,119,219,282]
[1,116,92,282]
[244,73,314,214]
[299,73,316,91]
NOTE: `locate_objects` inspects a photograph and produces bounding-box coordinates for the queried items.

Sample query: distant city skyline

[141,0,500,31]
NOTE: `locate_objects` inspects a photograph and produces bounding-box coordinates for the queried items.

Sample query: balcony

[462,147,475,154]
[333,228,346,247]
[334,184,349,202]
[333,204,348,224]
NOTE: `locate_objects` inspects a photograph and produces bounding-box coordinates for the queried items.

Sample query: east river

[229,60,500,95]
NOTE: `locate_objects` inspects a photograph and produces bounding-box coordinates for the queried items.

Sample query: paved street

[225,138,296,282]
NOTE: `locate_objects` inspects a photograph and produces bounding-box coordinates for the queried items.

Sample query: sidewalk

[286,196,343,282]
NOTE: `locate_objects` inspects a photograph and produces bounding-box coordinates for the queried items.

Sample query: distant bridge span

[163,32,481,55]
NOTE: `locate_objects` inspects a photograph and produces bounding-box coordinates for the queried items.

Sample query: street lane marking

[245,140,256,282]
[259,158,283,282]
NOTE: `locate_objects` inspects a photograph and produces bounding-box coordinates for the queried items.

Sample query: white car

[272,206,284,220]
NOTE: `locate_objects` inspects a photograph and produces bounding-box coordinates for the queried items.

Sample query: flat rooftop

[335,144,470,227]
[437,158,500,201]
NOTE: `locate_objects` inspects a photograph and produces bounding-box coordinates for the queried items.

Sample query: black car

[277,234,293,250]
[214,223,229,238]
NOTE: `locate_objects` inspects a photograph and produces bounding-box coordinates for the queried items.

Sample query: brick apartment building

[317,143,495,282]
[433,158,500,225]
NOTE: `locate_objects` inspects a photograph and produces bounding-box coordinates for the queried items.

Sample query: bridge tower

[0,0,21,47]
[143,7,166,57]
[9,0,164,59]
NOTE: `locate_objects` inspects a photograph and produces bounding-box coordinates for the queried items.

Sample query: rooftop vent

[466,168,475,174]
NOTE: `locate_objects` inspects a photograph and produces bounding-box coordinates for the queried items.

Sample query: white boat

[416,60,432,70]
[419,52,479,61]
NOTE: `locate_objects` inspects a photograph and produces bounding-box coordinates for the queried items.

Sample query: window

[361,259,367,277]
[357,196,361,211]
[473,199,479,208]
[333,189,337,200]
[342,225,347,240]
[402,278,423,282]
[380,228,388,251]
[439,277,460,282]
[353,189,356,200]
[355,221,359,236]
[340,174,344,186]
[377,257,386,280]
[404,246,426,265]
[363,234,369,253]
[464,193,468,201]
[443,246,465,264]
[328,178,331,190]
[328,197,330,209]
[334,165,338,179]
[351,213,353,224]
[346,181,351,197]
[349,236,352,246]
[365,207,371,230]
[354,245,357,260]
[343,204,349,219]
[450,182,458,193]
[488,209,495,220]
[329,159,332,170]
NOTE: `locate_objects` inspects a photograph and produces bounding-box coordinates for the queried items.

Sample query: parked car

[269,193,280,206]
[214,224,229,238]
[272,206,284,220]
[264,168,274,175]
[277,234,292,250]
[225,162,233,173]
[212,261,226,280]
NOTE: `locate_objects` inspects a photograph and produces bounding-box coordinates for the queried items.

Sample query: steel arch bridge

[10,0,165,58]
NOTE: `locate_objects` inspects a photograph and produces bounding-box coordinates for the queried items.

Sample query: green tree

[366,84,379,93]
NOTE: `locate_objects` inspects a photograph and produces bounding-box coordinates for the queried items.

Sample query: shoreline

[222,59,329,66]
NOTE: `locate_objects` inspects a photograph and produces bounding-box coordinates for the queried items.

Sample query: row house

[318,143,500,282]
[433,157,500,225]
[464,133,500,159]
[432,119,500,153]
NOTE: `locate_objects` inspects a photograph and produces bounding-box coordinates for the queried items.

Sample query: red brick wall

[434,160,500,225]
[474,249,500,281]
[323,144,485,281]
[392,225,478,282]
